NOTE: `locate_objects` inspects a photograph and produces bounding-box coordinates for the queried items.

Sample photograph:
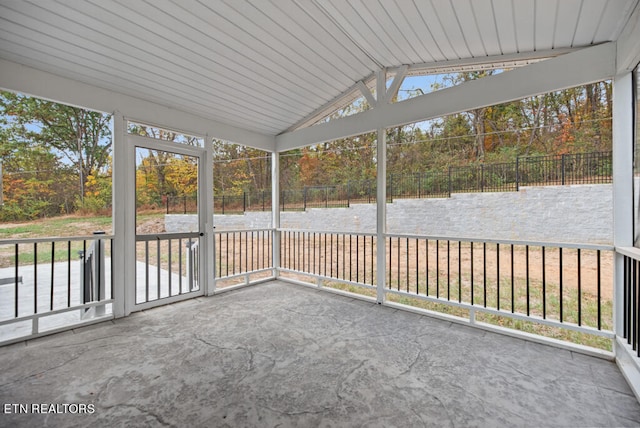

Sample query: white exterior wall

[167,184,613,244]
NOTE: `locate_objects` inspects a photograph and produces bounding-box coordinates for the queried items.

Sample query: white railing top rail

[277,228,613,250]
[616,246,640,260]
[214,228,275,234]
[385,232,614,251]
[0,234,114,246]
[277,228,377,237]
[135,232,201,241]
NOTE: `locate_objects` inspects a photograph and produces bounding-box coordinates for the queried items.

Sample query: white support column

[272,152,281,278]
[203,134,215,296]
[111,112,133,317]
[613,71,635,336]
[376,127,387,304]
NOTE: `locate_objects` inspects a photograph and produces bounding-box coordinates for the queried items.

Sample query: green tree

[0,91,112,207]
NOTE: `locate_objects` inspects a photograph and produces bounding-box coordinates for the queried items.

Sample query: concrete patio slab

[0,280,638,427]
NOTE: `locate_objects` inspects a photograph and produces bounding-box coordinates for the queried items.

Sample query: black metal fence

[388,151,611,200]
[213,191,272,214]
[202,151,612,214]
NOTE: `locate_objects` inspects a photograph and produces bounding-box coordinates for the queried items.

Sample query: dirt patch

[136,218,166,234]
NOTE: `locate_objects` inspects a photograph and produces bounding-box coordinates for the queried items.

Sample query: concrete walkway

[0,280,639,427]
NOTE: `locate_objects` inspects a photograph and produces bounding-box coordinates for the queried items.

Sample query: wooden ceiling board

[0,0,636,138]
[492,0,517,54]
[432,0,473,59]
[594,0,636,42]
[202,0,350,92]
[572,0,607,45]
[364,0,425,64]
[254,0,371,79]
[412,0,459,60]
[121,0,337,103]
[60,0,324,128]
[470,0,503,56]
[512,0,536,53]
[394,0,442,62]
[553,0,583,47]
[319,0,403,66]
[451,0,488,58]
[533,0,558,51]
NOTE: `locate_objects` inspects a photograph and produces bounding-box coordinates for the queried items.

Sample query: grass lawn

[0,213,166,240]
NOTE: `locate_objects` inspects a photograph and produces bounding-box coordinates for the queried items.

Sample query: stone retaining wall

[166,184,613,244]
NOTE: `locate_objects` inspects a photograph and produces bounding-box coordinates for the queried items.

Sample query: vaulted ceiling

[0,0,638,144]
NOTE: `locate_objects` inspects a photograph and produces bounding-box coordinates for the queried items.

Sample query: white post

[375,69,388,304]
[111,112,133,317]
[613,72,635,339]
[376,128,387,304]
[272,152,281,278]
[203,134,216,296]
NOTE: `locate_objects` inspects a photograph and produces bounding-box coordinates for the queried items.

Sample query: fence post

[389,174,393,203]
[183,195,187,214]
[262,190,265,211]
[515,157,520,191]
[368,180,372,203]
[243,192,246,213]
[347,181,350,207]
[325,187,328,208]
[481,164,484,192]
[448,166,452,197]
[281,190,285,212]
[303,187,307,211]
[561,154,566,185]
[222,195,225,215]
[166,195,169,214]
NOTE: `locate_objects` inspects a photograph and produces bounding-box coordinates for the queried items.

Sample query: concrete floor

[0,280,639,427]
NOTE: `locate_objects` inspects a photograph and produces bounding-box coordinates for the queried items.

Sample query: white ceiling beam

[0,59,276,151]
[356,80,377,107]
[276,43,616,151]
[405,48,575,75]
[616,1,640,73]
[285,50,572,135]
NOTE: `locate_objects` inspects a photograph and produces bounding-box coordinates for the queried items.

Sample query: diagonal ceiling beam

[276,42,616,152]
[384,65,408,103]
[356,80,377,107]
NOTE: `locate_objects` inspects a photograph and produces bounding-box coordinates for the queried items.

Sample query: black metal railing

[623,253,640,357]
[385,235,613,335]
[280,230,377,287]
[0,234,113,343]
[135,232,201,304]
[166,195,198,214]
[517,151,612,186]
[213,191,272,214]
[214,229,273,281]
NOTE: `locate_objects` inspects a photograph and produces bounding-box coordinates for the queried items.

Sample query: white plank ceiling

[0,0,637,137]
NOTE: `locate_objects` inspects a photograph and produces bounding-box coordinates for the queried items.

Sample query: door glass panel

[135,148,199,234]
